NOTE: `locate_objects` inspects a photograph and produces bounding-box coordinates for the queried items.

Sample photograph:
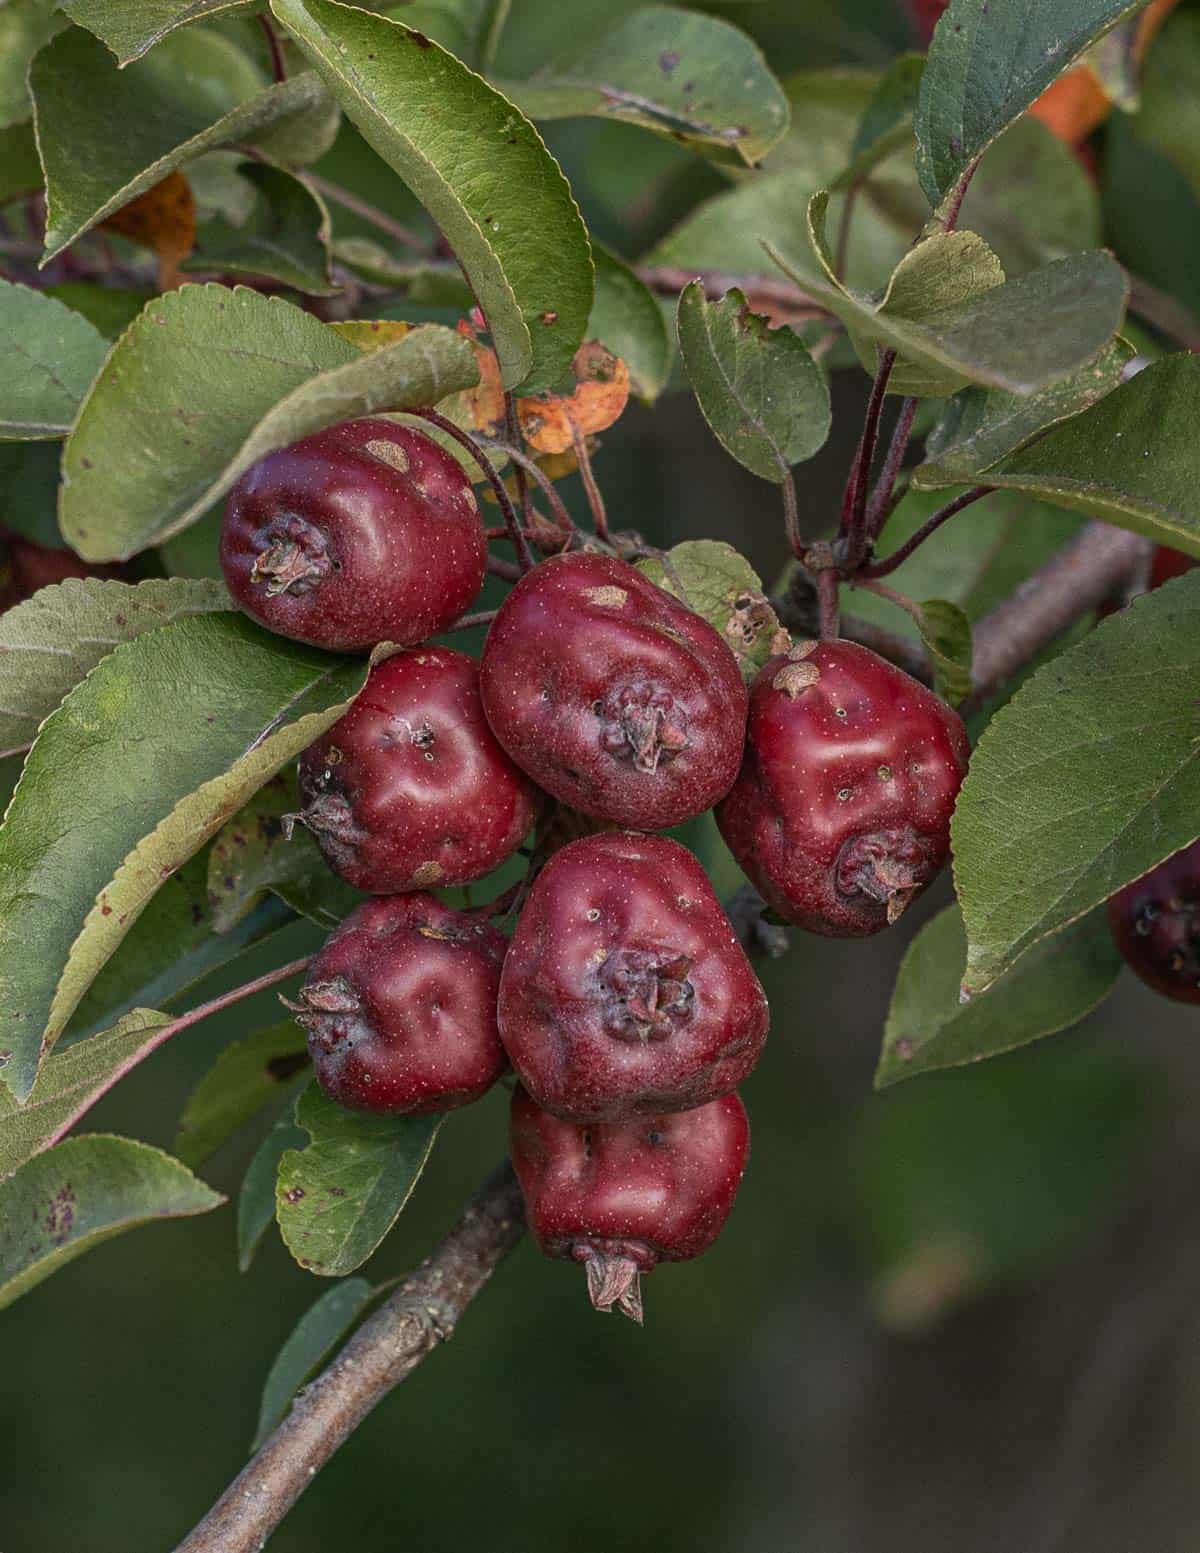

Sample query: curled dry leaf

[101,169,196,290]
[516,340,630,454]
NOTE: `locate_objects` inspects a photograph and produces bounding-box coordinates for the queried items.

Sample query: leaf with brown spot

[515,340,630,455]
[101,170,196,289]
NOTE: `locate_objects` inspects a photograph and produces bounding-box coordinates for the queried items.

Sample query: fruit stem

[481,437,576,539]
[416,408,535,573]
[779,465,803,561]
[816,566,840,640]
[840,348,896,571]
[445,607,498,632]
[504,391,534,535]
[852,575,924,628]
[858,485,992,579]
[567,413,610,541]
[865,396,918,540]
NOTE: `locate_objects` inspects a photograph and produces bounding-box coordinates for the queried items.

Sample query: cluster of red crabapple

[212,412,982,1318]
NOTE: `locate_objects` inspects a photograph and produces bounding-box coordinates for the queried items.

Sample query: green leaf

[57,0,258,65]
[0,122,43,203]
[589,245,670,403]
[913,598,972,706]
[66,862,294,1042]
[975,355,1200,555]
[40,284,154,341]
[637,539,786,684]
[252,1276,372,1450]
[1126,12,1200,200]
[0,279,109,440]
[182,162,336,294]
[61,286,478,561]
[277,1080,441,1277]
[953,571,1200,996]
[0,613,371,1101]
[207,771,364,932]
[833,52,923,190]
[500,5,789,167]
[0,1011,172,1178]
[876,904,1122,1089]
[239,1108,306,1270]
[675,283,830,481]
[768,192,1128,398]
[0,1135,222,1311]
[0,578,230,758]
[914,0,1152,211]
[0,0,63,128]
[271,0,592,393]
[914,339,1134,489]
[175,1020,309,1169]
[31,26,337,264]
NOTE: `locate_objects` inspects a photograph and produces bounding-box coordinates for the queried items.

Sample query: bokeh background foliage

[2,0,1200,1548]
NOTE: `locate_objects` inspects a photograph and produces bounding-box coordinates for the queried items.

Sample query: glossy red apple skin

[479,551,748,830]
[498,832,768,1124]
[1108,839,1200,1004]
[510,1086,750,1274]
[220,418,486,652]
[298,646,541,894]
[717,640,970,937]
[290,893,509,1114]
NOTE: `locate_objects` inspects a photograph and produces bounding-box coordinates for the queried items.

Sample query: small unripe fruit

[298,646,541,894]
[220,418,486,652]
[499,832,768,1123]
[288,894,508,1113]
[479,551,748,830]
[1108,840,1200,1004]
[717,640,970,937]
[510,1085,750,1321]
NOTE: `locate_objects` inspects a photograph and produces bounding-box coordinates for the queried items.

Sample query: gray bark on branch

[174,1165,525,1553]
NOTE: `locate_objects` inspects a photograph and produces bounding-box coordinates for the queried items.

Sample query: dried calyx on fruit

[287,894,509,1113]
[220,418,486,652]
[1108,839,1200,1004]
[717,639,970,936]
[498,831,768,1122]
[297,646,541,894]
[479,551,748,830]
[509,1086,750,1323]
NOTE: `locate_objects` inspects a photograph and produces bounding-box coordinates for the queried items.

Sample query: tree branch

[636,264,832,326]
[174,1164,525,1553]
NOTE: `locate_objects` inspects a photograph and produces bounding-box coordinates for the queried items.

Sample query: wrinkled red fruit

[905,0,948,44]
[298,645,540,893]
[479,551,748,830]
[287,894,508,1113]
[498,832,768,1123]
[510,1085,749,1322]
[1108,840,1200,1004]
[220,418,486,652]
[1149,546,1197,589]
[717,640,970,937]
[6,534,124,599]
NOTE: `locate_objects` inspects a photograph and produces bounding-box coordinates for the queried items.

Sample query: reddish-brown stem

[300,172,426,251]
[936,156,981,233]
[258,14,288,81]
[25,956,311,1159]
[865,396,919,539]
[636,265,833,326]
[780,468,803,561]
[445,608,498,632]
[841,349,896,570]
[504,393,534,534]
[858,485,992,579]
[415,409,534,573]
[568,415,609,541]
[834,183,859,281]
[487,554,521,582]
[852,575,924,627]
[481,438,576,538]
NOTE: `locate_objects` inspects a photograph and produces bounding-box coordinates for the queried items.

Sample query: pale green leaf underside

[58,0,257,65]
[953,571,1200,995]
[0,1134,222,1312]
[876,904,1122,1088]
[0,578,230,757]
[0,279,109,439]
[253,1277,372,1449]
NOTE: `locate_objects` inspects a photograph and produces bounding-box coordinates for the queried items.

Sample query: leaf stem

[445,608,498,632]
[300,173,427,252]
[865,395,918,539]
[840,348,896,569]
[858,485,992,579]
[851,575,924,627]
[779,467,803,561]
[480,438,576,538]
[258,15,288,82]
[414,409,534,572]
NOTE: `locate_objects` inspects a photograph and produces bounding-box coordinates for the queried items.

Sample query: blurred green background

[8,0,1200,1549]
